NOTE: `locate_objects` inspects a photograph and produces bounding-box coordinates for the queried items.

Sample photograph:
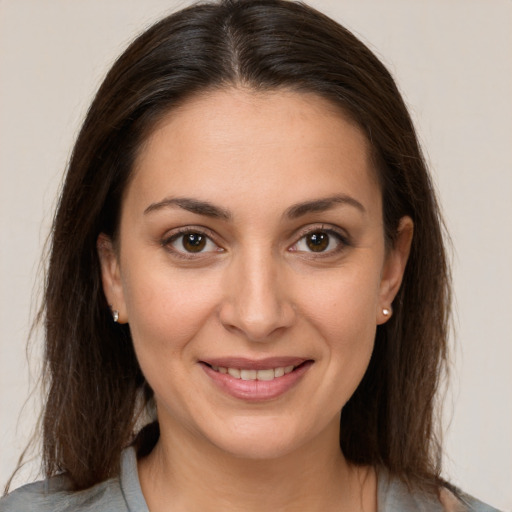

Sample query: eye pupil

[182,233,206,252]
[307,232,329,252]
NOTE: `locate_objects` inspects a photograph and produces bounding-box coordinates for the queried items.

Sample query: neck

[138,417,377,512]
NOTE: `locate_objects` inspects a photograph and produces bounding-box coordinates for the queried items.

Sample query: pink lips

[200,357,313,402]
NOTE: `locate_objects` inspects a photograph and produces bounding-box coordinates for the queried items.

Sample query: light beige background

[1,1,511,509]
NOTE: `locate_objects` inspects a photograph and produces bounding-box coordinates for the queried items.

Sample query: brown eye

[306,232,329,252]
[166,230,221,255]
[290,229,345,255]
[182,233,206,252]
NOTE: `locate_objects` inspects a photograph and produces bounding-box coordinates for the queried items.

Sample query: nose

[218,250,295,342]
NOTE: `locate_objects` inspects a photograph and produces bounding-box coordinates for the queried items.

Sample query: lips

[200,357,312,401]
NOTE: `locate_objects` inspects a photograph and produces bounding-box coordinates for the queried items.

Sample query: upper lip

[200,357,308,370]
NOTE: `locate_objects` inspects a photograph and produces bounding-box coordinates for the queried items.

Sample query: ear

[97,233,128,323]
[376,216,413,325]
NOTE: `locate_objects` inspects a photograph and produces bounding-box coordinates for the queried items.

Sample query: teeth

[274,367,285,378]
[213,365,297,381]
[240,369,257,380]
[256,369,275,381]
[227,368,241,378]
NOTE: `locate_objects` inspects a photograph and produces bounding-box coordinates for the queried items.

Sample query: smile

[201,359,313,401]
[210,365,296,381]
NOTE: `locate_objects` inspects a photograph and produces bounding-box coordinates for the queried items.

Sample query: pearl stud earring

[382,308,391,316]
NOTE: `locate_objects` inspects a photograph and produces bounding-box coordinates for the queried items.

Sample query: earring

[382,308,391,316]
[112,310,119,323]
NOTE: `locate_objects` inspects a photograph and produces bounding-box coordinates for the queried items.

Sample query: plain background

[0,1,511,509]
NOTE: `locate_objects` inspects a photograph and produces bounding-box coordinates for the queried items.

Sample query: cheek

[121,265,225,415]
[121,261,222,358]
[298,262,382,337]
[295,263,381,398]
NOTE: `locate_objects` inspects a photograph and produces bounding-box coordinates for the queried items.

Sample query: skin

[98,88,413,512]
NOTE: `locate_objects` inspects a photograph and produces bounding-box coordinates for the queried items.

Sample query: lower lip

[201,361,313,402]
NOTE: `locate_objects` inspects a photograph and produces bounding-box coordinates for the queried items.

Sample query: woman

[0,1,501,510]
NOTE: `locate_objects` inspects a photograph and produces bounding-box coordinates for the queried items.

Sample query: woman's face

[99,88,412,460]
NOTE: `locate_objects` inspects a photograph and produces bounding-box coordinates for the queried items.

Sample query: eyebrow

[284,194,366,219]
[143,193,365,220]
[144,197,231,220]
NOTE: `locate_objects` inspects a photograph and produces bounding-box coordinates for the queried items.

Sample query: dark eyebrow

[284,194,366,219]
[144,194,364,221]
[144,197,231,220]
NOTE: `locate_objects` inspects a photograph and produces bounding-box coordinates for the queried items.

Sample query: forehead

[127,87,381,219]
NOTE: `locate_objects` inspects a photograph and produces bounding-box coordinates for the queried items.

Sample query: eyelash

[289,225,349,257]
[161,225,350,259]
[161,227,223,259]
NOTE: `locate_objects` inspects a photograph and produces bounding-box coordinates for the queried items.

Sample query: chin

[201,414,331,461]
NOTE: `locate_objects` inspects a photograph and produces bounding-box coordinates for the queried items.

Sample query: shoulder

[0,448,145,512]
[378,470,502,512]
[0,474,125,512]
[440,487,503,512]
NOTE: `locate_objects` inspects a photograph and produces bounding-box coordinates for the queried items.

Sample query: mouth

[199,358,313,401]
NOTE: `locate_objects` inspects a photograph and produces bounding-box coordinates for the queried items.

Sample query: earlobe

[377,216,413,325]
[97,233,128,323]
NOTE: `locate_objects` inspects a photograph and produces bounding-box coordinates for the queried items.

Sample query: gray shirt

[0,448,501,511]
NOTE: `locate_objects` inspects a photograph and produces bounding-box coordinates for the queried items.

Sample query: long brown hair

[22,0,451,492]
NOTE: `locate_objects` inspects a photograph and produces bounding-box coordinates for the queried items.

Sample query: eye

[164,230,221,255]
[291,229,345,254]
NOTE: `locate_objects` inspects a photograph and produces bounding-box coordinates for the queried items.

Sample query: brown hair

[22,0,451,493]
